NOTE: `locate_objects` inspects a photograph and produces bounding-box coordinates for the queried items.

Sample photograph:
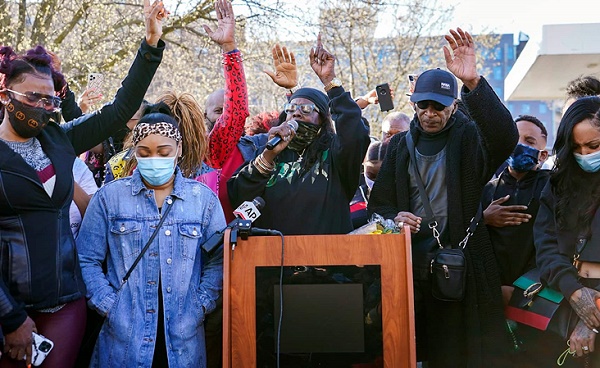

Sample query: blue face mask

[574,149,600,173]
[507,143,540,173]
[136,155,177,186]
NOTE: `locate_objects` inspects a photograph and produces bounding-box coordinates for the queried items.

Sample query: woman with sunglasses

[0,1,166,366]
[228,34,370,235]
[535,97,600,366]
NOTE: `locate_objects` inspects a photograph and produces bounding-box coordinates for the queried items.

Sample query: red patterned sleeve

[207,50,249,169]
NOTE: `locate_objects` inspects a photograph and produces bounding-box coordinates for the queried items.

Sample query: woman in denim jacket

[77,108,225,367]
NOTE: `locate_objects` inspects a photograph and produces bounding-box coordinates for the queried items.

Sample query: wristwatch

[323,78,342,92]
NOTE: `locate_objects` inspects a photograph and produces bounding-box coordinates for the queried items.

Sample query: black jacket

[0,39,164,333]
[535,182,600,299]
[228,87,370,235]
[368,77,518,366]
[482,168,550,285]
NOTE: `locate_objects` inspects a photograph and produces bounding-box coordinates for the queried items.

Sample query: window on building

[507,46,514,60]
[521,104,531,114]
[494,86,504,100]
[493,66,503,80]
[494,47,502,60]
[538,103,548,114]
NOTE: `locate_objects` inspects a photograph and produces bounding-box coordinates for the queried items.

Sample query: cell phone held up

[87,73,104,95]
[375,83,394,112]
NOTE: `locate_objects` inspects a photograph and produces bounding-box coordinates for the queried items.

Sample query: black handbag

[430,248,467,302]
[406,133,482,302]
[505,268,577,340]
[505,237,588,340]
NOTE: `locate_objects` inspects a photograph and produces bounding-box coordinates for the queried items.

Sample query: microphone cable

[274,230,284,368]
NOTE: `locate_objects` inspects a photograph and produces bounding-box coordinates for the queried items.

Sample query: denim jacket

[77,167,225,368]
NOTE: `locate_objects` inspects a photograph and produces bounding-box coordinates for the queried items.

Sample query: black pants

[204,294,223,368]
[414,278,467,368]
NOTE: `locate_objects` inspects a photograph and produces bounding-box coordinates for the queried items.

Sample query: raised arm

[204,0,249,168]
[310,34,369,200]
[61,0,167,155]
[445,28,517,182]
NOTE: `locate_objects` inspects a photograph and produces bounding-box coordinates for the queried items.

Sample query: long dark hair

[551,96,600,232]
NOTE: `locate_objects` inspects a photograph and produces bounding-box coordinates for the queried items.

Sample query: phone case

[87,73,104,92]
[376,83,394,112]
[32,332,54,366]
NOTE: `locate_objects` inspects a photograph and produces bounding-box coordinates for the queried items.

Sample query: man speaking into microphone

[228,34,370,235]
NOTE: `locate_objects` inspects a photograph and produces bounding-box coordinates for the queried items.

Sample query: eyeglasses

[5,89,61,111]
[284,103,319,115]
[416,100,446,112]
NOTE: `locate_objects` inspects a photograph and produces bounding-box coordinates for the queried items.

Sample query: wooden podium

[222,230,415,368]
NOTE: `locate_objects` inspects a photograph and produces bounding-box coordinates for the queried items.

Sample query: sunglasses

[5,89,62,111]
[284,103,319,115]
[416,100,446,111]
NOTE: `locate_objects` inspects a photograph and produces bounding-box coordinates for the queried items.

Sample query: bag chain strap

[406,133,482,250]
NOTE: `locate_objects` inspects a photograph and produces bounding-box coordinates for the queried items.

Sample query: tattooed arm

[568,319,596,357]
[569,287,600,330]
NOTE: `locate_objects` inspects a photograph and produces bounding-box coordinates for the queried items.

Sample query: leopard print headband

[132,122,182,146]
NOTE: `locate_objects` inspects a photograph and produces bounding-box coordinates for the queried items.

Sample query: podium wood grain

[223,230,415,368]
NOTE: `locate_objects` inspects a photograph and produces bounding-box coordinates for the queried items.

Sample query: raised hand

[264,44,297,89]
[47,51,62,72]
[309,33,336,86]
[443,28,479,90]
[202,0,237,52]
[78,87,104,114]
[144,0,169,47]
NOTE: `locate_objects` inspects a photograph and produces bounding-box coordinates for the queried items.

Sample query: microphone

[266,120,299,150]
[250,227,280,236]
[201,197,265,254]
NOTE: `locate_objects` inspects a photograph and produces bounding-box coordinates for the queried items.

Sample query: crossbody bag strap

[120,198,175,288]
[405,133,443,249]
[406,133,483,250]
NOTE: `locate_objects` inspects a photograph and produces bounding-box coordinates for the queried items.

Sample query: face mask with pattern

[287,121,320,152]
[4,98,57,138]
[507,143,540,173]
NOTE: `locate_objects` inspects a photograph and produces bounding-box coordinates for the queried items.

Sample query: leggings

[0,297,87,368]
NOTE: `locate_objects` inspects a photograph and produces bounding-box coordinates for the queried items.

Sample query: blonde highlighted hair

[122,90,209,179]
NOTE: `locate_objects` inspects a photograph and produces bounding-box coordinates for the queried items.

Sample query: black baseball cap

[410,68,458,107]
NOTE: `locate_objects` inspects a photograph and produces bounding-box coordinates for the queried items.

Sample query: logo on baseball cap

[410,68,458,107]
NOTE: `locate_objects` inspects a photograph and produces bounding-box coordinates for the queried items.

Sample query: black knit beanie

[290,88,330,115]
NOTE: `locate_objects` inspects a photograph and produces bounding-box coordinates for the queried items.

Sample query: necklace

[296,148,307,163]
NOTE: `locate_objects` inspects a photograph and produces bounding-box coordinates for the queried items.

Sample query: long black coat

[368,77,518,367]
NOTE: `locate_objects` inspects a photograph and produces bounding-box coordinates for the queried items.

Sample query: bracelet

[257,153,275,170]
[221,51,244,65]
[253,160,272,176]
[253,153,275,176]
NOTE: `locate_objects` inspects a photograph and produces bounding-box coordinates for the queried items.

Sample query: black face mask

[4,98,57,138]
[288,121,321,152]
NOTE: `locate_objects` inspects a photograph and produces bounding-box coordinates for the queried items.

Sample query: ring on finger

[583,346,589,351]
